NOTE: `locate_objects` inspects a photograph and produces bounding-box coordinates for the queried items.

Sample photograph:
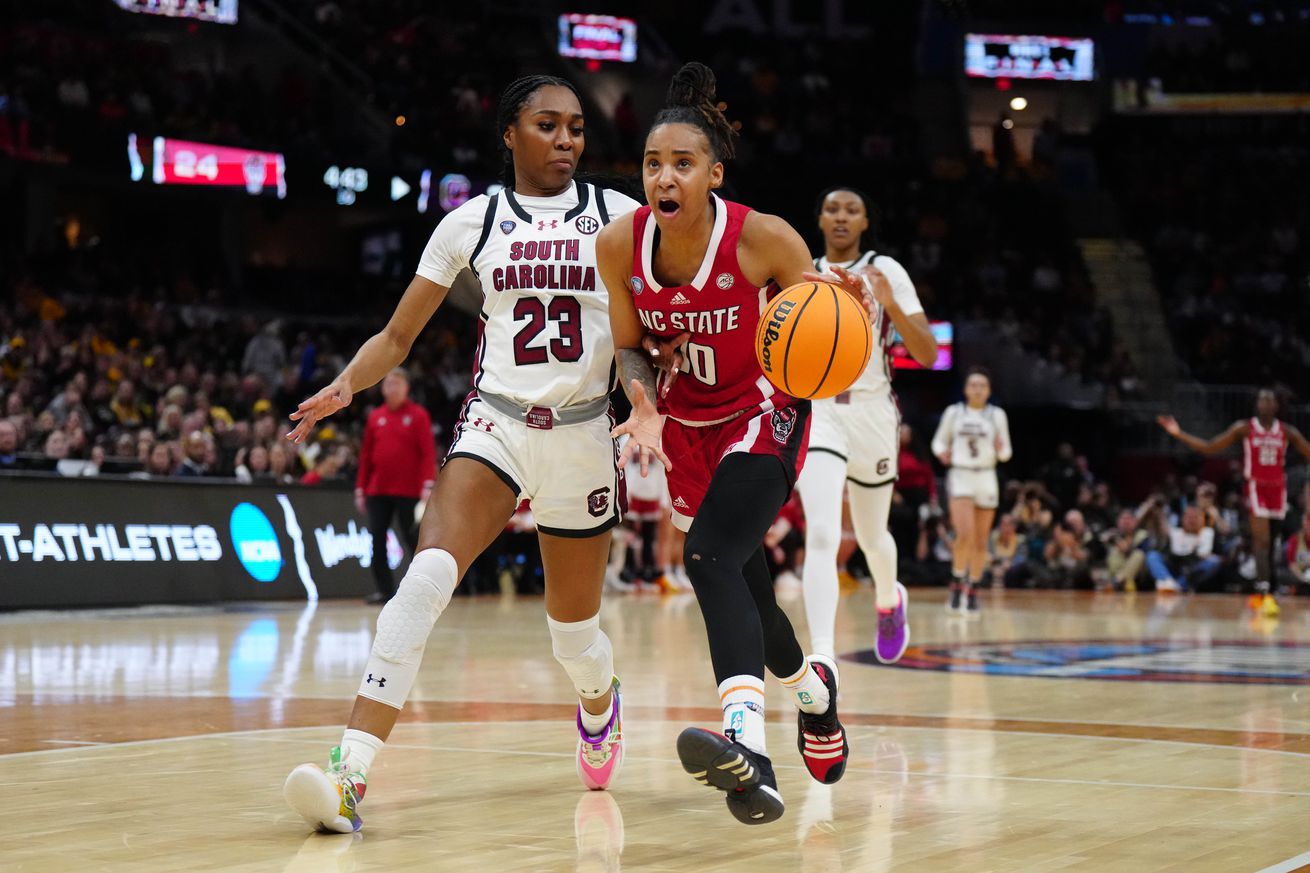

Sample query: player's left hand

[802,265,875,319]
[642,331,691,397]
[612,380,671,476]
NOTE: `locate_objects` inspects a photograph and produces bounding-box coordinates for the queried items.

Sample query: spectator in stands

[1147,505,1218,593]
[1042,442,1083,513]
[0,418,19,469]
[1103,508,1149,591]
[175,431,211,477]
[242,320,287,390]
[234,445,271,484]
[111,379,146,428]
[268,442,299,485]
[302,444,350,486]
[43,429,69,461]
[1044,509,1095,589]
[988,513,1026,587]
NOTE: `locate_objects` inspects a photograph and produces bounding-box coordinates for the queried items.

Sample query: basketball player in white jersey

[795,187,938,663]
[932,366,1012,615]
[281,76,640,834]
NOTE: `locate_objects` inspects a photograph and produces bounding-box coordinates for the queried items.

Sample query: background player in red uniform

[598,62,868,826]
[1158,388,1310,616]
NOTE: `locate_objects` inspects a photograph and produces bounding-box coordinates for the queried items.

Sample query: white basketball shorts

[445,394,622,536]
[807,392,900,486]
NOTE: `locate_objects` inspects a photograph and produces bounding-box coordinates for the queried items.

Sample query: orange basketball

[755,281,873,400]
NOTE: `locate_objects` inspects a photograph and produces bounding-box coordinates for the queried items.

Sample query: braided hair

[651,62,737,162]
[496,74,583,187]
[814,185,879,250]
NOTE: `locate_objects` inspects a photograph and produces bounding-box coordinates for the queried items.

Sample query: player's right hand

[937,450,951,466]
[1156,415,1180,436]
[287,378,353,444]
[612,379,671,477]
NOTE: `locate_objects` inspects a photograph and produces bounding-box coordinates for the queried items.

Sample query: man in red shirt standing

[356,369,435,603]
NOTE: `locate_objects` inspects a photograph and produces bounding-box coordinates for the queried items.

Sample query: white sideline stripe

[11,725,1310,799]
[1254,850,1310,873]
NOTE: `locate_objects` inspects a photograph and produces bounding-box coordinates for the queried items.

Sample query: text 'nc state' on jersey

[637,306,742,335]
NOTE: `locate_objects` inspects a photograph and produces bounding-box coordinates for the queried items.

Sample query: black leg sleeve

[684,453,806,686]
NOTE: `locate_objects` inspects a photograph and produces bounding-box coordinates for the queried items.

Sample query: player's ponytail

[653,62,737,162]
[496,74,583,188]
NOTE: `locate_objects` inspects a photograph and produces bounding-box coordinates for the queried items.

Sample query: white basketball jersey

[932,402,1012,470]
[814,251,923,397]
[417,181,639,408]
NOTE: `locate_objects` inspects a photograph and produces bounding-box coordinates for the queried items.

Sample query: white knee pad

[548,614,614,700]
[358,548,458,709]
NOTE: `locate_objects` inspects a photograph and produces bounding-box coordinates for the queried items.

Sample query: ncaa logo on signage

[229,502,283,582]
[575,215,600,235]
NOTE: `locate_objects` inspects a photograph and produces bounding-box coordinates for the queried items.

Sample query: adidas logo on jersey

[673,496,690,510]
[670,292,691,305]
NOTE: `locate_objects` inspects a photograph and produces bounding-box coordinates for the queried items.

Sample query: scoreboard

[129,134,286,198]
[113,0,238,24]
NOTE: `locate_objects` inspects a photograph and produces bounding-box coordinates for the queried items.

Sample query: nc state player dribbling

[1158,388,1310,617]
[281,75,639,834]
[597,62,868,825]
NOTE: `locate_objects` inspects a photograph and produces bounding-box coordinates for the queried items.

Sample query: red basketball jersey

[629,194,793,424]
[1244,417,1287,486]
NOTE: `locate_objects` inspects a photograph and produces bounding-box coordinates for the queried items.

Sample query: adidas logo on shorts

[673,496,690,510]
[670,292,691,305]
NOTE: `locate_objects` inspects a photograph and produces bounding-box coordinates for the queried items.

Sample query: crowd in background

[0,267,477,483]
[1101,117,1310,396]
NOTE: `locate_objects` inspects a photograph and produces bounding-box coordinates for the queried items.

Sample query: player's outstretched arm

[1156,415,1246,455]
[863,260,938,368]
[1286,424,1310,462]
[597,216,670,476]
[287,274,448,443]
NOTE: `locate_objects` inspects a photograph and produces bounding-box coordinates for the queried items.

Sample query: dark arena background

[3,1,1310,870]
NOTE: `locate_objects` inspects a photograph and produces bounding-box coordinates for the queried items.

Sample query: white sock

[580,698,615,737]
[848,483,899,610]
[778,659,831,714]
[796,451,845,660]
[719,675,767,754]
[339,728,384,776]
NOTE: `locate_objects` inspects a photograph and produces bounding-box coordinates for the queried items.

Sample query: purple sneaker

[874,582,910,664]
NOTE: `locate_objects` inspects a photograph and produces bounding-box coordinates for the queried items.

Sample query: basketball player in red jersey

[1158,388,1310,616]
[596,62,867,825]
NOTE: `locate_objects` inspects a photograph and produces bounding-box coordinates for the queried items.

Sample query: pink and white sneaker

[576,677,624,790]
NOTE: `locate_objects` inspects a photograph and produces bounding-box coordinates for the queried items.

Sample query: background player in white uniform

[795,187,938,664]
[932,366,1012,616]
[282,76,639,834]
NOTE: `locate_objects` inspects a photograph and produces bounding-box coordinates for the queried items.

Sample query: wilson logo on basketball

[575,215,600,235]
[757,297,797,375]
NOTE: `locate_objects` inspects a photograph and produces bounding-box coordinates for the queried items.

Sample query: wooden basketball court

[5,589,1310,872]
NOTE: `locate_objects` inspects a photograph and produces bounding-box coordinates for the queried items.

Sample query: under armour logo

[537,219,558,231]
[471,417,494,432]
[366,673,386,687]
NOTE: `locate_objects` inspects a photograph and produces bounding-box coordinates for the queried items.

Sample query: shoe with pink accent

[576,677,624,790]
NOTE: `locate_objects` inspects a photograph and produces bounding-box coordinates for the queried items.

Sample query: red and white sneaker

[795,656,849,784]
[576,677,624,790]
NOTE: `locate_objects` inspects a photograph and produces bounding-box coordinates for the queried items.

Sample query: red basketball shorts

[1248,479,1287,520]
[662,402,811,532]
